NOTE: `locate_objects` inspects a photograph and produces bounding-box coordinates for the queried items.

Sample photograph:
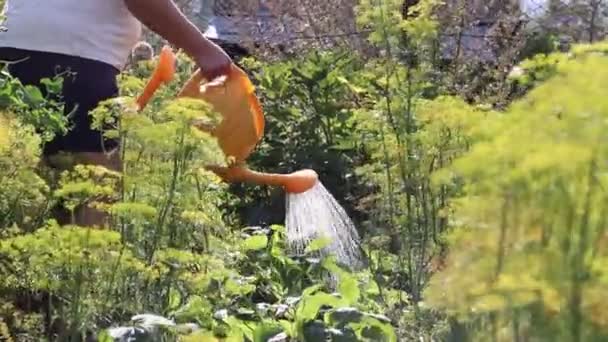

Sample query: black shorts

[0,47,120,155]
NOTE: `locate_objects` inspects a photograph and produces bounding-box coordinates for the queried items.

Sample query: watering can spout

[206,165,318,194]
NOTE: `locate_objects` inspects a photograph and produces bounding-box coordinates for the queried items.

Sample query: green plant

[425,42,608,341]
[231,51,370,227]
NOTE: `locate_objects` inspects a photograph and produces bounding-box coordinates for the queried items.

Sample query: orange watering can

[137,46,318,194]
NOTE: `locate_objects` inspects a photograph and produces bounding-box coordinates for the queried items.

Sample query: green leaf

[96,331,113,342]
[270,224,285,233]
[358,316,396,342]
[339,277,360,304]
[321,256,344,275]
[0,92,15,108]
[168,287,181,311]
[253,322,283,342]
[279,320,295,337]
[298,292,344,321]
[305,236,331,254]
[181,332,221,342]
[23,84,46,107]
[225,278,256,296]
[225,316,252,341]
[241,235,268,251]
[171,296,210,323]
[109,202,157,220]
[365,280,381,296]
[336,76,366,94]
[40,77,63,94]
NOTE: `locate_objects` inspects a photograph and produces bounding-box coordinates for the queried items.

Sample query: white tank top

[0,0,142,70]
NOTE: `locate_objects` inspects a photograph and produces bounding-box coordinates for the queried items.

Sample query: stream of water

[285,181,364,270]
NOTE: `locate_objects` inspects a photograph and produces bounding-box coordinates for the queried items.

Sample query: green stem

[147,125,186,263]
[569,155,597,342]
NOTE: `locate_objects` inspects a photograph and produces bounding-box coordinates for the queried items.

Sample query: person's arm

[124,0,231,80]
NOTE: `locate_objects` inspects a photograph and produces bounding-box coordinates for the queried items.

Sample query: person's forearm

[124,0,213,61]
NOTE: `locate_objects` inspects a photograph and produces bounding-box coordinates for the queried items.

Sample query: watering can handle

[177,65,235,98]
[177,68,206,98]
[136,45,177,111]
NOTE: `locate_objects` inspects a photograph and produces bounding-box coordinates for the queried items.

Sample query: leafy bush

[425,43,608,341]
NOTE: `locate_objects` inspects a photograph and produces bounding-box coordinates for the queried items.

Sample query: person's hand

[194,40,232,81]
[205,164,248,183]
[125,0,233,80]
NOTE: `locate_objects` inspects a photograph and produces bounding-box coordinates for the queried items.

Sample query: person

[0,0,232,227]
[131,41,155,65]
